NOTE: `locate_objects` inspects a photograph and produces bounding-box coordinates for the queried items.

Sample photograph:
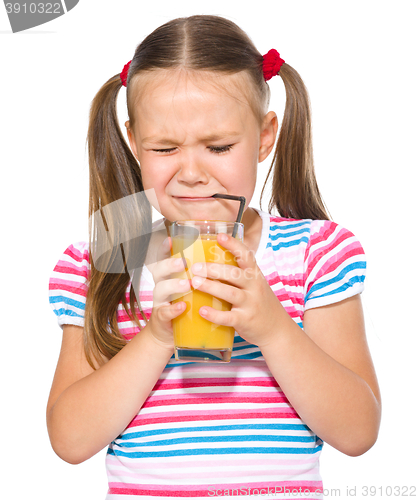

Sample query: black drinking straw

[211,194,246,238]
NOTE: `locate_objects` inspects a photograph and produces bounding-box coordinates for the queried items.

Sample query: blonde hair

[85,15,329,368]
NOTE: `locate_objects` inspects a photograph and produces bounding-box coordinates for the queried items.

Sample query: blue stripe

[267,236,310,251]
[269,227,311,242]
[120,423,311,441]
[306,276,365,304]
[167,360,196,367]
[269,221,311,231]
[117,434,316,448]
[305,261,366,303]
[49,295,85,311]
[234,335,248,343]
[107,444,323,458]
[51,308,84,318]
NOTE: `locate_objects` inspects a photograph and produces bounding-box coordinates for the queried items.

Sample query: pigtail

[84,74,151,369]
[260,64,330,221]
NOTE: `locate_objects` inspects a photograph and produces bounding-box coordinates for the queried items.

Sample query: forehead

[128,69,261,132]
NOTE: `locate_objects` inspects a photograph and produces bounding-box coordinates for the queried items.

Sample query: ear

[258,111,278,162]
[125,121,139,160]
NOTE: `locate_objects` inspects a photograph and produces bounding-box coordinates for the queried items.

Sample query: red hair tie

[262,49,285,81]
[120,60,132,87]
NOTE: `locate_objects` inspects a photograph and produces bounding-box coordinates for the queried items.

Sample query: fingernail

[219,233,228,242]
[179,279,188,286]
[192,263,203,272]
[192,276,204,287]
[175,257,184,267]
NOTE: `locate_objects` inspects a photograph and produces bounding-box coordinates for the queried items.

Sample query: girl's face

[126,70,277,225]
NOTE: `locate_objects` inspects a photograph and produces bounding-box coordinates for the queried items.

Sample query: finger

[191,275,243,306]
[217,233,256,270]
[149,255,187,284]
[198,304,235,328]
[153,277,191,306]
[155,300,187,322]
[191,262,250,287]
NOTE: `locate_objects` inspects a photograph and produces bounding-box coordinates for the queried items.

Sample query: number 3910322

[5,3,62,14]
[362,486,416,496]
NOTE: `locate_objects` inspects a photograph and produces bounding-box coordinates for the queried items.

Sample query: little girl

[47,15,381,500]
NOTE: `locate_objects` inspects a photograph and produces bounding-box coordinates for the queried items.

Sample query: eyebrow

[141,132,241,146]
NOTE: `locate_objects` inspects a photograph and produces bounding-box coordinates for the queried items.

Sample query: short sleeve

[303,221,366,310]
[48,242,90,328]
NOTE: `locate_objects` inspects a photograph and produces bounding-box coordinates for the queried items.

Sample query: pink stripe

[54,262,88,278]
[265,268,303,287]
[267,273,304,288]
[142,398,290,408]
[65,243,89,262]
[307,238,345,274]
[49,277,86,287]
[304,221,337,268]
[123,292,154,302]
[318,245,364,277]
[147,391,286,401]
[270,216,304,224]
[153,377,280,390]
[273,286,301,301]
[143,392,290,407]
[309,221,337,246]
[305,225,349,276]
[273,291,303,316]
[123,331,141,341]
[117,307,153,323]
[305,243,364,295]
[49,281,88,296]
[108,481,322,496]
[127,408,299,428]
[120,326,143,334]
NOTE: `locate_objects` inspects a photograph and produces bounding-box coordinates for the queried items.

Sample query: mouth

[174,196,217,201]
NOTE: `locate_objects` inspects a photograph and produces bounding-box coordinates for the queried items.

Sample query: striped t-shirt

[49,208,366,500]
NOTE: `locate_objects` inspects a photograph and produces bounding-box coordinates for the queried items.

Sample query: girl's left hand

[190,233,285,348]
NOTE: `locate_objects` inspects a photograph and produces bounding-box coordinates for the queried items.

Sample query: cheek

[139,155,170,188]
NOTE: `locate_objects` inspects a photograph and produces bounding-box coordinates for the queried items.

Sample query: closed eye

[209,145,233,154]
[152,148,177,154]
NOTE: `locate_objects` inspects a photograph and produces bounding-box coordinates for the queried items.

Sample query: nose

[176,150,210,185]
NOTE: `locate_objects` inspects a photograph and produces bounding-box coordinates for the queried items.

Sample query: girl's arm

[47,253,190,465]
[190,233,381,456]
[46,323,173,465]
[259,294,381,457]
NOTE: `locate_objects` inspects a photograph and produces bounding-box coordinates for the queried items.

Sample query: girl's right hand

[146,238,190,349]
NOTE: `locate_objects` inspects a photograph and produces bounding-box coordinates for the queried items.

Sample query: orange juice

[171,235,239,352]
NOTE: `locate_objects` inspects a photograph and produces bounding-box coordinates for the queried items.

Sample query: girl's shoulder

[256,210,366,308]
[259,210,363,255]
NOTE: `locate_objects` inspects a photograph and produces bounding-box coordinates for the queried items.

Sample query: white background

[1,1,417,499]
